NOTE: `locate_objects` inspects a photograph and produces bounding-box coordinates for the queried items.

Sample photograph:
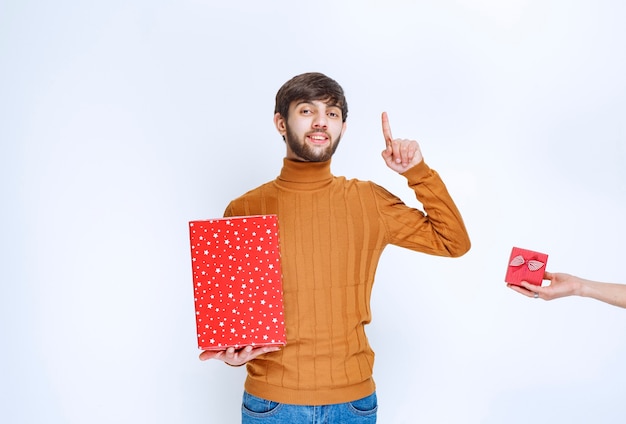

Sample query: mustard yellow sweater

[223,158,470,405]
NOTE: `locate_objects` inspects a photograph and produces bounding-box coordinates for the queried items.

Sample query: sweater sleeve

[374,161,471,257]
[223,202,236,218]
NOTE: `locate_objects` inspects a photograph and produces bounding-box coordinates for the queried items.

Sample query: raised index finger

[381,111,393,147]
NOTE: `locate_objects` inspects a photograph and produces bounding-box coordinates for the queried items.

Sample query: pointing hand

[381,112,423,173]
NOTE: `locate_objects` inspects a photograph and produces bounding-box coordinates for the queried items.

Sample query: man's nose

[312,113,328,128]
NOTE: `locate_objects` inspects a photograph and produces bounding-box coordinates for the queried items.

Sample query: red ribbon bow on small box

[505,247,548,286]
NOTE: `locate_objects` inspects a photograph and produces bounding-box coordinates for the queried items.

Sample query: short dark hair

[274,72,348,122]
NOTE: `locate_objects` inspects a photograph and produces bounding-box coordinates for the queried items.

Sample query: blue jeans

[241,391,378,423]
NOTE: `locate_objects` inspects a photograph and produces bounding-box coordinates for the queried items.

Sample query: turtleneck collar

[275,158,334,190]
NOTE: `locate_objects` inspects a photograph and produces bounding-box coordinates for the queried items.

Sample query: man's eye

[328,112,339,118]
[301,109,312,114]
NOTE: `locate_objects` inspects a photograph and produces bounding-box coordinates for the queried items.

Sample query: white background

[2,0,625,423]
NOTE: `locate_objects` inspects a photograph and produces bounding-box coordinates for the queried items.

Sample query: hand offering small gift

[505,247,548,286]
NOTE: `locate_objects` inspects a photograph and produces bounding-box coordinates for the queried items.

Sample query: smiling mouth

[307,134,329,144]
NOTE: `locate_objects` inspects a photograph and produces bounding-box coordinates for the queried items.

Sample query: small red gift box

[189,215,286,350]
[505,246,548,286]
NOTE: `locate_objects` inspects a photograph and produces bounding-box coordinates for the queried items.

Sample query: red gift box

[505,247,548,286]
[189,215,286,350]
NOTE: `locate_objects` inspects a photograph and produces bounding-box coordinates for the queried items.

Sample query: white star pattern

[189,215,286,350]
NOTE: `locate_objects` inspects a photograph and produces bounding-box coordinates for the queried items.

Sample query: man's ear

[274,113,286,139]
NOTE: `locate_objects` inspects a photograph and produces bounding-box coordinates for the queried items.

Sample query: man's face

[274,99,347,162]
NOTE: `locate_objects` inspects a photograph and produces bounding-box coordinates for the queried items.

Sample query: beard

[285,125,341,162]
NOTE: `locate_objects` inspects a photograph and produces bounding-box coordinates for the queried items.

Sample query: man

[508,272,626,308]
[200,72,471,422]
